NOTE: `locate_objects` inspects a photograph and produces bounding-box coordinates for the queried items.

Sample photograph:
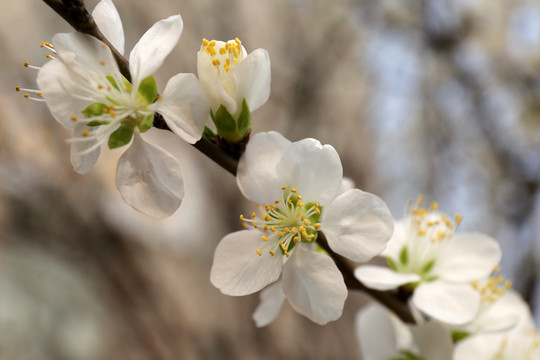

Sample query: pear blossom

[354,199,502,325]
[453,290,539,360]
[197,38,270,142]
[356,304,454,360]
[210,131,393,325]
[29,0,208,218]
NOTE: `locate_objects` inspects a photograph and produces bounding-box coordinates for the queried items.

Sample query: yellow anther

[15,86,21,92]
[46,53,53,58]
[261,235,268,242]
[235,37,242,45]
[278,216,284,220]
[103,107,109,113]
[256,248,262,256]
[291,227,298,234]
[97,84,104,89]
[82,129,90,137]
[109,104,115,109]
[269,250,275,256]
[251,212,257,219]
[23,93,30,98]
[455,214,463,225]
[272,205,277,210]
[297,202,304,207]
[282,185,287,190]
[263,224,269,230]
[239,214,244,220]
[430,202,439,210]
[110,109,116,118]
[314,223,321,230]
[212,58,221,66]
[209,40,216,47]
[278,231,284,237]
[241,222,248,228]
[418,229,427,236]
[253,222,258,228]
[274,200,280,204]
[270,226,276,232]
[293,236,300,243]
[303,219,310,226]
[234,60,239,65]
[299,226,305,232]
[265,216,272,221]
[219,47,227,55]
[297,195,302,200]
[99,60,105,66]
[71,115,77,122]
[284,227,290,233]
[291,188,297,193]
[202,38,209,46]
[285,252,290,258]
[265,204,271,211]
[24,61,29,67]
[37,92,43,97]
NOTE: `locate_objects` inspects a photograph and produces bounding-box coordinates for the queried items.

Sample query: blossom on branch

[210,131,394,325]
[198,38,270,142]
[354,198,502,325]
[27,0,208,218]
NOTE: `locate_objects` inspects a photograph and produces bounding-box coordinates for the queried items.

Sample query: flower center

[240,185,322,258]
[201,38,245,79]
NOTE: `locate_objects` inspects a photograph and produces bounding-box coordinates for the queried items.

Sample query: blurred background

[2,0,540,358]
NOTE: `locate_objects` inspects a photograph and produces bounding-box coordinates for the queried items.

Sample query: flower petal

[52,32,119,77]
[236,131,291,204]
[410,322,454,360]
[281,245,347,325]
[354,266,420,290]
[252,280,286,327]
[223,48,271,113]
[413,281,480,325]
[92,0,125,55]
[276,138,342,205]
[152,73,208,144]
[210,230,283,296]
[115,132,184,218]
[381,218,409,260]
[464,290,524,333]
[434,233,501,282]
[37,59,88,129]
[70,123,100,174]
[322,189,394,262]
[197,51,237,114]
[356,304,401,360]
[129,15,183,85]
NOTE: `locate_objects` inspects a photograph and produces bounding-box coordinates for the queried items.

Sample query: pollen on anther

[82,129,90,137]
[253,222,258,228]
[99,60,105,66]
[24,94,30,98]
[24,62,29,67]
[297,202,304,207]
[314,223,321,230]
[15,86,21,92]
[291,188,297,193]
[274,200,280,204]
[239,214,244,220]
[269,250,275,256]
[71,115,77,122]
[256,248,262,256]
[261,235,268,241]
[251,212,257,219]
[282,185,288,190]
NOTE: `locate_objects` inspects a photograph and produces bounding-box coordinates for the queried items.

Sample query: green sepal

[106,74,131,92]
[386,257,398,271]
[451,330,470,343]
[203,125,217,139]
[87,120,110,127]
[237,98,251,136]
[106,75,119,90]
[138,114,154,133]
[137,76,157,105]
[82,102,108,118]
[399,246,409,266]
[421,259,435,275]
[211,105,236,136]
[108,124,134,149]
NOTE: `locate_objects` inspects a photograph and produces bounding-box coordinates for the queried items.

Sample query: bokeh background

[2,0,540,359]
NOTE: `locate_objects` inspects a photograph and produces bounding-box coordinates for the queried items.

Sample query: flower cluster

[19,0,539,357]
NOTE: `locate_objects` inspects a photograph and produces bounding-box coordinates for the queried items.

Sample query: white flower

[210,131,394,325]
[356,304,454,360]
[33,0,208,218]
[197,38,270,141]
[354,200,502,325]
[453,290,539,360]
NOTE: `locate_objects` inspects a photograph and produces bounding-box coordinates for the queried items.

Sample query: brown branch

[41,0,414,324]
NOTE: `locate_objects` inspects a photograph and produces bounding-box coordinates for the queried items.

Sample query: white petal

[70,123,100,174]
[453,333,501,360]
[236,131,290,204]
[152,73,208,144]
[222,48,271,113]
[197,51,237,114]
[276,138,342,205]
[252,280,286,327]
[281,245,347,325]
[465,290,523,333]
[129,15,183,85]
[413,281,480,325]
[355,304,401,360]
[52,32,119,76]
[115,132,184,218]
[434,233,501,282]
[410,322,454,360]
[92,0,125,55]
[322,189,394,262]
[354,266,420,290]
[210,230,283,296]
[381,218,409,260]
[37,59,89,129]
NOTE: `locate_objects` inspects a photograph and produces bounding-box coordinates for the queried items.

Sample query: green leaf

[237,98,251,135]
[137,76,157,105]
[108,124,134,149]
[137,114,154,133]
[82,103,108,118]
[87,120,110,127]
[399,246,409,266]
